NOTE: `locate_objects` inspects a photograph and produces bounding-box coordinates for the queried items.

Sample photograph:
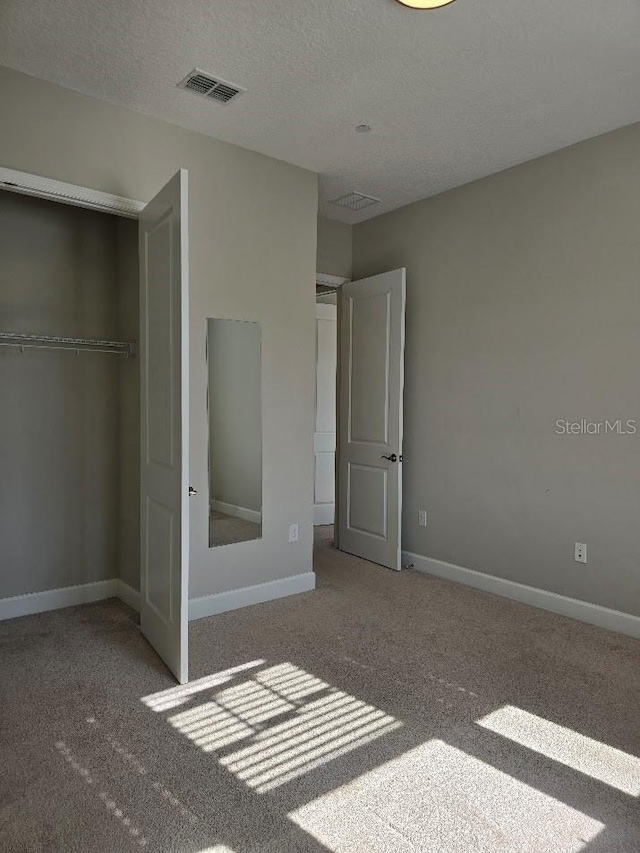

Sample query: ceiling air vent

[330,192,381,212]
[178,69,245,104]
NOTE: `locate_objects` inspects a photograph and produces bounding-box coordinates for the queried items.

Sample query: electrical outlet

[574,542,587,564]
[288,524,299,543]
[418,510,427,528]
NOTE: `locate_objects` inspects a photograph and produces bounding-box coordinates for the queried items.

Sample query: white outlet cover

[574,542,587,563]
[289,524,299,543]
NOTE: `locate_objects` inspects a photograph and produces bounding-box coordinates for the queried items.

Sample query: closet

[0,190,140,598]
[0,169,190,684]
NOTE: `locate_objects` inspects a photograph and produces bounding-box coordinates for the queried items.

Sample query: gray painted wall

[0,65,318,600]
[317,217,353,279]
[354,121,640,618]
[208,319,262,515]
[0,192,135,596]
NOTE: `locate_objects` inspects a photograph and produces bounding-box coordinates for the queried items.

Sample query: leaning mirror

[207,319,262,547]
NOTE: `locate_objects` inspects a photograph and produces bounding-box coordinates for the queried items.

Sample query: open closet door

[337,269,406,571]
[139,169,190,684]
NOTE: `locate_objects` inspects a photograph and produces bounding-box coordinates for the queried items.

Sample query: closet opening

[0,189,142,614]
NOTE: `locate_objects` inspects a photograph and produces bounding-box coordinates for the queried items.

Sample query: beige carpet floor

[1,526,639,852]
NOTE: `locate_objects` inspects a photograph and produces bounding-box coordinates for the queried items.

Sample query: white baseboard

[0,579,119,622]
[403,550,640,640]
[189,572,316,621]
[211,500,262,526]
[117,580,140,613]
[314,504,335,526]
[0,572,316,624]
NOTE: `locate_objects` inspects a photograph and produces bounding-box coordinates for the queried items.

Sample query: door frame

[316,272,349,549]
[314,301,338,526]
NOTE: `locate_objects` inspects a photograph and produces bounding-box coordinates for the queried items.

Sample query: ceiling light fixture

[395,0,457,8]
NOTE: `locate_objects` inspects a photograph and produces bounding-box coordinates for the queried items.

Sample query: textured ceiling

[1,0,639,222]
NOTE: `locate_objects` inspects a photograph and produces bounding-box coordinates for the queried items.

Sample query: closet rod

[0,332,136,357]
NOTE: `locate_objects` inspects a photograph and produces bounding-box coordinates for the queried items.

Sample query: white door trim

[0,167,145,218]
[316,303,338,320]
[316,276,348,537]
[314,302,337,527]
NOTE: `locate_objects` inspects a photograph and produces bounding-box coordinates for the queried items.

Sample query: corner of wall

[316,216,353,280]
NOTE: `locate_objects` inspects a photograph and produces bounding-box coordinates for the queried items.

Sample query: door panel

[145,497,174,621]
[349,292,390,444]
[146,218,174,466]
[348,463,388,538]
[139,169,189,684]
[338,270,405,570]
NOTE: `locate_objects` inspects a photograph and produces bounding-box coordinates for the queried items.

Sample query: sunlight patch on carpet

[197,847,236,852]
[477,705,640,796]
[288,739,605,853]
[141,660,266,712]
[147,661,401,793]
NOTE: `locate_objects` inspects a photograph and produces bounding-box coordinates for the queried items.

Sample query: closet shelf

[0,332,136,357]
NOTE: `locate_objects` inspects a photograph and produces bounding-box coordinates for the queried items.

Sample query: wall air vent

[178,69,245,104]
[329,192,381,212]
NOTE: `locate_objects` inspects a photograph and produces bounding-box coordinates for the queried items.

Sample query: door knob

[381,453,398,462]
[189,486,198,496]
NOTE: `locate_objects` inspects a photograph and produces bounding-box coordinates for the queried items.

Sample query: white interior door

[139,169,190,683]
[314,302,337,525]
[337,269,406,570]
